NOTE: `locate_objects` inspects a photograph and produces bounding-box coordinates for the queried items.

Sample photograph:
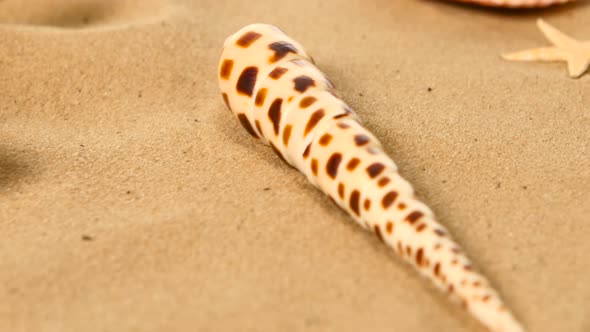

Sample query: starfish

[502,19,590,78]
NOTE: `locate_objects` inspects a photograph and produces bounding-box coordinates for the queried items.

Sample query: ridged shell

[451,0,574,8]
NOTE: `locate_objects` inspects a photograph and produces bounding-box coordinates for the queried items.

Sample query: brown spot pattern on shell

[220,59,234,80]
[236,31,262,47]
[236,66,258,96]
[218,24,525,332]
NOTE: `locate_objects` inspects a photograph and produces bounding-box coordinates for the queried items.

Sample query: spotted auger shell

[451,0,574,8]
[218,24,525,332]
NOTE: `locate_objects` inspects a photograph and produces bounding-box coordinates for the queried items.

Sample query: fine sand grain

[1,1,589,332]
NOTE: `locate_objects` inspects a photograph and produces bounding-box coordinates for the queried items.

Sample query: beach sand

[1,0,589,331]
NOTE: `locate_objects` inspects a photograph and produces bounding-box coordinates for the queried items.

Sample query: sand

[0,0,589,331]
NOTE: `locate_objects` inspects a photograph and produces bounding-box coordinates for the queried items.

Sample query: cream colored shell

[218,24,525,332]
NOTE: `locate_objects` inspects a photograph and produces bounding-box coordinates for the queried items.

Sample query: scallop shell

[450,0,574,8]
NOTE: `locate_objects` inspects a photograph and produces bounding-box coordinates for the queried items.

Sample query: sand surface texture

[1,1,589,331]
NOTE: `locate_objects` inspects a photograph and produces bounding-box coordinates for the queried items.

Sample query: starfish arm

[502,46,567,62]
[537,19,579,48]
[567,55,590,78]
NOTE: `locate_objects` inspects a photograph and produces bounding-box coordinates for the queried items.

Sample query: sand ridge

[0,0,176,30]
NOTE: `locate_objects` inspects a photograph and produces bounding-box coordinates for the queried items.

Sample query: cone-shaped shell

[218,24,525,332]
